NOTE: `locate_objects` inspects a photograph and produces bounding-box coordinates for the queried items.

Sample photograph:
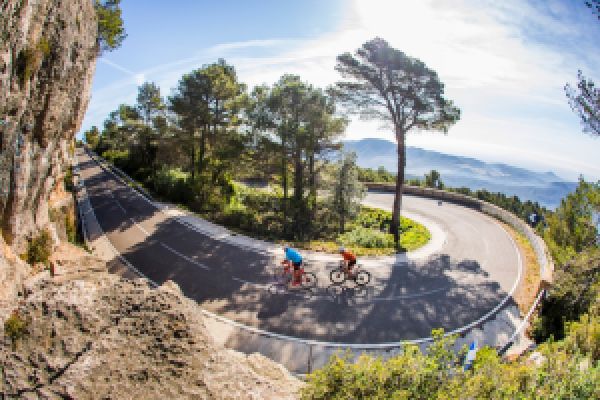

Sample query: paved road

[76,148,521,344]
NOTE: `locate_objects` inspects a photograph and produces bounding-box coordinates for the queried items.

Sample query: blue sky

[81,0,600,181]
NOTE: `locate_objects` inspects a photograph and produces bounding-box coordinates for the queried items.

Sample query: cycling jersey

[341,250,356,262]
[285,247,303,264]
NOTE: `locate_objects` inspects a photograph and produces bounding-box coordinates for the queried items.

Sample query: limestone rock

[0,0,97,252]
[0,252,302,399]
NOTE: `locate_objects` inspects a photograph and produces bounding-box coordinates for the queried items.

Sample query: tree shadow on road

[84,160,519,346]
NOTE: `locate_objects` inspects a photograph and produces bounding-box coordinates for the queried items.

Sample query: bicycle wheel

[330,269,346,285]
[354,270,371,286]
[301,272,318,288]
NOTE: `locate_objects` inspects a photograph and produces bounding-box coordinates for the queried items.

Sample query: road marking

[232,277,268,288]
[370,287,448,301]
[160,242,210,271]
[130,218,149,235]
[115,199,126,214]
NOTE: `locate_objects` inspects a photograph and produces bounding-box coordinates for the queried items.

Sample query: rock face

[0,0,97,251]
[0,1,302,398]
[0,247,302,399]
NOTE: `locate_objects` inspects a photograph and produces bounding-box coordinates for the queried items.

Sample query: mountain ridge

[342,138,577,209]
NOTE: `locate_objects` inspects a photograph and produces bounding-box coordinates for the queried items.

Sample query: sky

[80,0,600,181]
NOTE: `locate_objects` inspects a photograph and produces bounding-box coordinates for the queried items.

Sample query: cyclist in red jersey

[338,246,357,278]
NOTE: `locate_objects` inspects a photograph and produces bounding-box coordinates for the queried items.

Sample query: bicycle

[267,262,317,297]
[330,261,371,286]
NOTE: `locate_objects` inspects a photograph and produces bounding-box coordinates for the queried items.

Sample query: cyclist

[339,246,357,278]
[282,246,303,286]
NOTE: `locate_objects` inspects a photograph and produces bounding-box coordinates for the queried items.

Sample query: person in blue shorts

[282,246,303,286]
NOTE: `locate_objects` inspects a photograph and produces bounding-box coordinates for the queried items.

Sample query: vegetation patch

[497,221,541,315]
[300,326,599,399]
[26,229,52,266]
[14,37,51,86]
[4,312,27,349]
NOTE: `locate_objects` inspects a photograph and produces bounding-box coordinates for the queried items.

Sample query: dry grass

[498,221,541,315]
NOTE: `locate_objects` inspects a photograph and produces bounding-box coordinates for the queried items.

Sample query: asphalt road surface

[76,148,521,344]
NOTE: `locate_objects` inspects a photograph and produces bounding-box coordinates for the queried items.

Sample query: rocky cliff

[0,1,301,398]
[0,0,98,331]
[0,0,97,251]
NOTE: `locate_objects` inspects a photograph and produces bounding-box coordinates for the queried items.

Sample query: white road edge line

[160,242,210,271]
[232,277,267,288]
[130,218,150,236]
[115,199,126,214]
[371,287,448,301]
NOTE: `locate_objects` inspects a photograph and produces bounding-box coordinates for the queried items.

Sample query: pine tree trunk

[293,149,304,238]
[281,133,288,235]
[390,128,405,250]
[190,132,196,180]
[308,153,316,219]
[199,125,206,174]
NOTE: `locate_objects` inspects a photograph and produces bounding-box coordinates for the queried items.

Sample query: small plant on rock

[4,312,27,350]
[26,229,52,266]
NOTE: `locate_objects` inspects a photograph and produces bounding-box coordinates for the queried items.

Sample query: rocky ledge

[0,245,302,399]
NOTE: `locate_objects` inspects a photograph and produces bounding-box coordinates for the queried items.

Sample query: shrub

[65,211,76,244]
[101,149,129,169]
[4,312,27,349]
[563,313,600,362]
[63,165,74,192]
[337,226,395,248]
[533,247,600,341]
[153,167,191,203]
[301,328,600,399]
[14,38,51,86]
[215,204,260,233]
[27,229,52,266]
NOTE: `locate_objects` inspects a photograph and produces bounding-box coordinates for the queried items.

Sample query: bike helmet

[338,246,345,252]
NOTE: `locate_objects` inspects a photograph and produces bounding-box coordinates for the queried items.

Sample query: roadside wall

[365,183,554,284]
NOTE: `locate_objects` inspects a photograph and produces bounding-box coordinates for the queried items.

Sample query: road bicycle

[267,262,317,297]
[330,261,371,286]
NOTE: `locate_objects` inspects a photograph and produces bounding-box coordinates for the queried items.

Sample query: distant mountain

[343,138,577,209]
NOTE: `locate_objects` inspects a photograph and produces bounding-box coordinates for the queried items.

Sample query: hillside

[343,139,577,209]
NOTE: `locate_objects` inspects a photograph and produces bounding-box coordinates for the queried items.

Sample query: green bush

[563,313,600,362]
[301,328,600,399]
[27,229,52,266]
[153,167,191,204]
[4,312,27,349]
[101,149,129,169]
[232,184,281,213]
[344,207,431,250]
[337,226,395,248]
[215,204,261,233]
[533,247,600,341]
[63,165,74,192]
